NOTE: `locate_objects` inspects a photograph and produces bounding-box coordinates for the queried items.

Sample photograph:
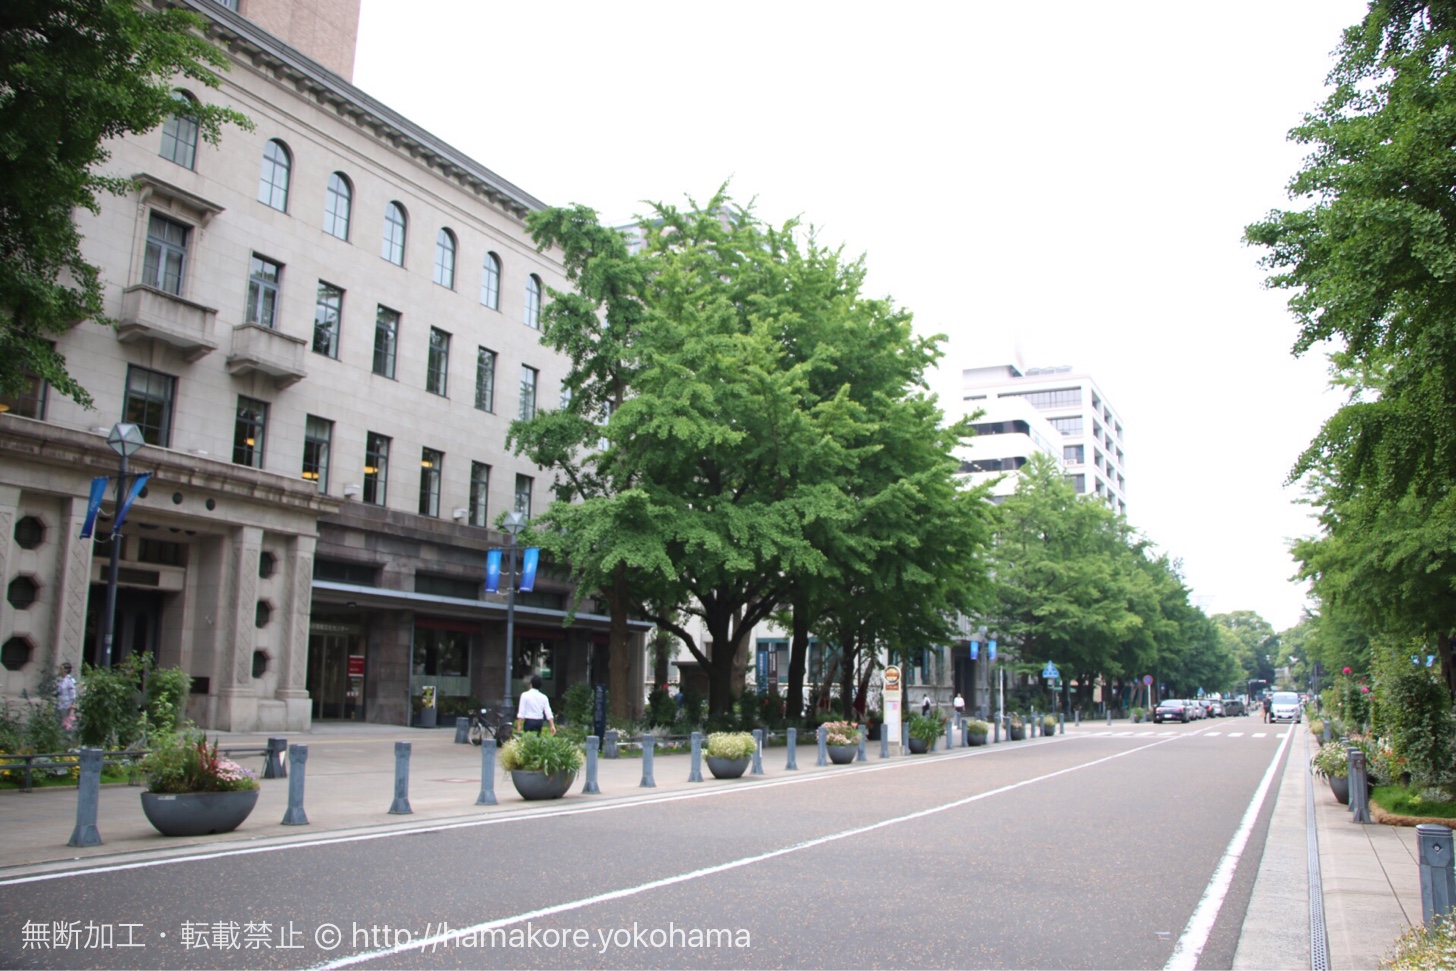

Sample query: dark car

[1223,698,1246,717]
[1154,699,1188,723]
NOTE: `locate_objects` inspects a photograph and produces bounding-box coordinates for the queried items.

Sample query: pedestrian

[921,693,931,718]
[56,662,77,732]
[1261,694,1271,724]
[953,693,965,717]
[516,674,556,735]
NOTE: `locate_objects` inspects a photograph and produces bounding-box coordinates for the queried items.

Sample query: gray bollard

[994,715,1001,743]
[879,727,889,759]
[1349,747,1371,824]
[786,728,799,770]
[67,748,103,847]
[1059,712,1065,735]
[1075,710,1080,727]
[1417,824,1456,925]
[752,730,764,775]
[689,732,704,782]
[389,741,412,814]
[1323,722,1332,745]
[264,736,288,778]
[901,721,910,754]
[816,725,828,766]
[475,739,497,805]
[857,727,867,762]
[605,729,619,759]
[945,717,953,752]
[454,717,470,744]
[640,733,657,788]
[282,744,309,824]
[584,736,601,794]
[1107,708,1112,726]
[1031,708,1039,737]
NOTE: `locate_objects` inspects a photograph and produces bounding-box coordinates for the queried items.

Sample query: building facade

[0,0,646,731]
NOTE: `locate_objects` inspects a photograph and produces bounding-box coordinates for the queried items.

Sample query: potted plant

[499,731,583,800]
[908,714,943,753]
[963,719,990,746]
[704,731,756,779]
[1007,712,1026,740]
[1310,739,1351,804]
[1042,714,1059,737]
[138,731,260,837]
[1131,706,1145,724]
[822,721,862,764]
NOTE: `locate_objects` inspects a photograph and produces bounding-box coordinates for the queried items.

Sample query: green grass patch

[0,764,135,789]
[1372,785,1456,820]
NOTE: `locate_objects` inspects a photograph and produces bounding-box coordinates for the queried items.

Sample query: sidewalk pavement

[0,719,1435,969]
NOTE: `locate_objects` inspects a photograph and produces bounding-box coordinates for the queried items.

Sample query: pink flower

[1343,667,1352,675]
[1361,686,1370,693]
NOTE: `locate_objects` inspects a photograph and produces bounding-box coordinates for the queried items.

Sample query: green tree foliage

[1246,1,1456,693]
[1212,610,1278,685]
[0,0,250,406]
[1371,663,1455,786]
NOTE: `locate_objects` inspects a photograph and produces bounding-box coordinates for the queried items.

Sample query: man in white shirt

[516,674,556,734]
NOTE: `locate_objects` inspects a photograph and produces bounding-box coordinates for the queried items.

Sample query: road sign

[1042,661,1060,680]
[1142,675,1153,685]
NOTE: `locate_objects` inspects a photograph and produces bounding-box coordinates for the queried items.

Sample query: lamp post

[499,511,527,714]
[99,422,145,668]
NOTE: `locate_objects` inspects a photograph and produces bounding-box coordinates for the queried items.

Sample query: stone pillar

[276,533,315,730]
[49,495,93,674]
[216,525,262,731]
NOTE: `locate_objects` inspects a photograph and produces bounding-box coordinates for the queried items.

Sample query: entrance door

[308,633,350,719]
[84,587,163,668]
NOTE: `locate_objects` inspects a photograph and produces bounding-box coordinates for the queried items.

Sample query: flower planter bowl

[907,737,929,754]
[1329,775,1350,805]
[141,789,259,837]
[827,744,857,765]
[705,756,750,780]
[967,733,988,747]
[1008,726,1026,741]
[510,770,576,800]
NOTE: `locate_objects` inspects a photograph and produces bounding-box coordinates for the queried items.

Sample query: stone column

[216,525,262,731]
[49,496,95,674]
[276,533,315,730]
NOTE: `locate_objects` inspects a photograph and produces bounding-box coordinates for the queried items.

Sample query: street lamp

[99,422,145,668]
[499,510,527,714]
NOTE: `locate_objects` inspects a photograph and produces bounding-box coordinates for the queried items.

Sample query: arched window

[382,202,407,265]
[433,229,457,289]
[323,172,352,240]
[257,139,291,211]
[159,91,200,169]
[481,252,500,309]
[524,274,542,330]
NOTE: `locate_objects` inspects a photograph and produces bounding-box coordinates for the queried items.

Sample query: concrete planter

[1329,775,1350,805]
[140,789,259,837]
[907,737,929,754]
[1008,726,1026,741]
[510,770,576,800]
[967,733,988,747]
[827,744,857,764]
[706,756,750,779]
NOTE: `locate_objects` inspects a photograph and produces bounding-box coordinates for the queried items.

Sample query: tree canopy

[0,0,249,407]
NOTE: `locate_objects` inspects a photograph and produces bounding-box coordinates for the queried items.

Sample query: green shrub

[140,731,258,793]
[647,687,676,728]
[964,719,991,736]
[734,686,758,730]
[909,714,944,743]
[705,731,756,760]
[1383,910,1456,970]
[1375,669,1455,788]
[498,732,583,775]
[77,655,148,749]
[1310,740,1350,778]
[145,666,191,735]
[680,689,706,728]
[561,683,594,728]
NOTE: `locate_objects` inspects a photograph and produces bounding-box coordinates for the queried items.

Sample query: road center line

[1163,722,1294,971]
[309,734,1187,970]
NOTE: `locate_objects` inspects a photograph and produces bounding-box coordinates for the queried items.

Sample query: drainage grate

[1307,741,1330,971]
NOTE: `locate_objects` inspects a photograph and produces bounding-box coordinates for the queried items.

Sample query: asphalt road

[0,721,1292,970]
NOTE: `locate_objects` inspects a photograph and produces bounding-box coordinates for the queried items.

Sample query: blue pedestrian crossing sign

[1042,661,1060,680]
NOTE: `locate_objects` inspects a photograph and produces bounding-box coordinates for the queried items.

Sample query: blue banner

[485,549,502,593]
[520,548,539,593]
[970,641,979,660]
[79,476,109,539]
[988,639,997,662]
[113,473,151,533]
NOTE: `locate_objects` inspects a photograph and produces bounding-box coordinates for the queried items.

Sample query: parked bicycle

[467,707,513,746]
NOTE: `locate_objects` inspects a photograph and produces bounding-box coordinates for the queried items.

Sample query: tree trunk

[786,607,809,722]
[607,563,632,720]
[1440,631,1456,700]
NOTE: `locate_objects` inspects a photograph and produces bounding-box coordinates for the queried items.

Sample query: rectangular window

[1001,387,1081,411]
[0,363,46,419]
[302,415,332,492]
[427,327,450,396]
[123,366,176,446]
[245,255,282,328]
[313,282,343,358]
[1048,416,1083,437]
[475,347,496,412]
[373,306,399,379]
[469,461,490,527]
[232,396,268,468]
[514,473,532,518]
[142,213,188,295]
[1065,473,1087,493]
[418,447,443,517]
[519,365,537,421]
[364,432,390,505]
[1063,444,1084,464]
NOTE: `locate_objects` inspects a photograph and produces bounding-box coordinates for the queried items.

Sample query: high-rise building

[960,360,1127,514]
[0,0,647,731]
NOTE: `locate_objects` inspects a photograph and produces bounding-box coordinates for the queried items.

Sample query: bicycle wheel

[468,721,485,746]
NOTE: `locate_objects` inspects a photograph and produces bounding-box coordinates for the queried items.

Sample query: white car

[1269,691,1302,723]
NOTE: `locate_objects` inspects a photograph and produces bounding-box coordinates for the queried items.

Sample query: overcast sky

[354,0,1372,632]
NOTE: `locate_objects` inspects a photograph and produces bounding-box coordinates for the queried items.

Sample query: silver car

[1269,691,1302,723]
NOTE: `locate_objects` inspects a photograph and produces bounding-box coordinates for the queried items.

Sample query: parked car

[1223,698,1246,717]
[1154,699,1189,723]
[1269,691,1302,723]
[1209,700,1225,717]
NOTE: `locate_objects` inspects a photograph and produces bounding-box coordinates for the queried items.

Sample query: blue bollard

[389,741,412,814]
[1059,712,1065,735]
[880,727,889,759]
[1417,824,1456,925]
[584,736,600,794]
[1107,708,1112,726]
[816,725,828,766]
[605,729,619,759]
[751,730,764,775]
[640,734,657,788]
[901,721,910,754]
[689,732,703,782]
[1350,746,1371,824]
[944,717,953,751]
[857,727,867,762]
[994,715,1001,743]
[454,717,470,744]
[67,748,103,847]
[476,739,497,806]
[786,728,798,770]
[264,737,288,778]
[282,744,309,824]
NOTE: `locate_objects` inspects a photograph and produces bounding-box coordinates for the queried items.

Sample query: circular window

[254,601,272,628]
[0,637,32,671]
[138,485,149,500]
[252,650,269,678]
[13,516,44,550]
[258,552,276,578]
[7,576,38,610]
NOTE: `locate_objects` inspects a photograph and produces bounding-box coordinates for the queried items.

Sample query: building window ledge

[117,285,219,361]
[227,323,308,388]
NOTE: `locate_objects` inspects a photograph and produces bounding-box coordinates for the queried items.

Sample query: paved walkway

[0,720,1437,968]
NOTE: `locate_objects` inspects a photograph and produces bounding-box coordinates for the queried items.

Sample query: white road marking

[1163,718,1294,971]
[1253,733,1268,738]
[1205,732,1222,736]
[1228,733,1244,738]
